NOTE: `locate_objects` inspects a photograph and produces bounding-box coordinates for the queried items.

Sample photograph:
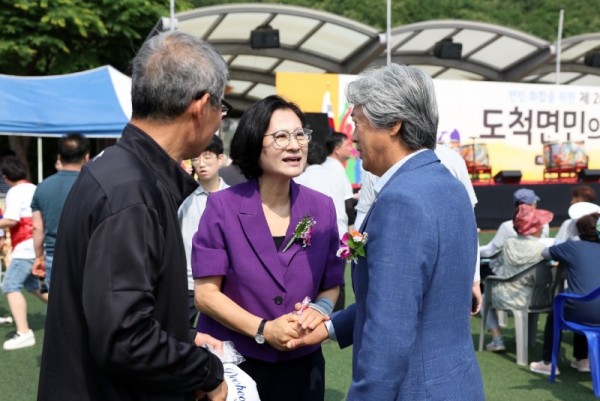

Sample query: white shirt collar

[373,149,427,197]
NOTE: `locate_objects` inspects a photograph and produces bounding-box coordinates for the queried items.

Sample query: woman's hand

[263,314,300,351]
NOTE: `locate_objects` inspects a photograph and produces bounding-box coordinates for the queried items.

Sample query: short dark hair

[572,185,596,202]
[230,95,305,179]
[203,134,224,155]
[325,132,348,155]
[0,156,28,181]
[576,212,600,242]
[306,141,328,165]
[58,133,90,164]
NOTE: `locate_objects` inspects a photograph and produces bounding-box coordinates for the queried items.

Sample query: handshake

[261,297,332,352]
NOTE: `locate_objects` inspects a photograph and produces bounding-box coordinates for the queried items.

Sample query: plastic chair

[478,260,560,365]
[550,286,600,398]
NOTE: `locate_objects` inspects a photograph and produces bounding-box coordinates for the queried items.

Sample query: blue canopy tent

[0,66,131,181]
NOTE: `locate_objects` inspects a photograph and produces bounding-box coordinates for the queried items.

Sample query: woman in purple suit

[192,95,344,401]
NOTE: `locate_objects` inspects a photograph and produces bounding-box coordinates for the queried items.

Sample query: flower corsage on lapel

[337,230,368,263]
[283,215,316,252]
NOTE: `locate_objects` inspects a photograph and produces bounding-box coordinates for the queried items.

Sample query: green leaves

[0,0,192,75]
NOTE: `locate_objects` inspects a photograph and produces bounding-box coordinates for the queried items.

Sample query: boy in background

[178,134,229,327]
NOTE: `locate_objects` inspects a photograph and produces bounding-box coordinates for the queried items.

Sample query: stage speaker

[250,25,280,49]
[433,39,462,60]
[494,170,522,184]
[584,53,600,68]
[304,113,330,145]
[578,169,600,182]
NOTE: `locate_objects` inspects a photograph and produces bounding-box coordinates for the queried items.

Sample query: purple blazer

[192,178,344,362]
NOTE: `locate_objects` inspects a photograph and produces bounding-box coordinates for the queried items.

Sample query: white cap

[568,201,600,219]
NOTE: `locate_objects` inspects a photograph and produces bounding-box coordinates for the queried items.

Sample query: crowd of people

[479,185,600,378]
[0,29,598,401]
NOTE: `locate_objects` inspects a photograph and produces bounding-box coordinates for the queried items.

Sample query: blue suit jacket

[192,178,344,362]
[332,150,484,400]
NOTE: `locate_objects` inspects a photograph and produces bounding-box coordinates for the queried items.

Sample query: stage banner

[276,72,600,182]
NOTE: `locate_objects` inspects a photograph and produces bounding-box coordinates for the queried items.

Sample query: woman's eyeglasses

[265,128,313,148]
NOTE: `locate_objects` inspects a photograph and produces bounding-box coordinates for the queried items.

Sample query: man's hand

[32,257,46,278]
[194,332,224,355]
[286,321,328,350]
[471,281,482,315]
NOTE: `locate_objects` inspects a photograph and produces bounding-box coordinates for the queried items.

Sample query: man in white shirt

[178,135,229,327]
[323,132,355,230]
[295,141,349,238]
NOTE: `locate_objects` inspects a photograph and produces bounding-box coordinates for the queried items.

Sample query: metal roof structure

[524,32,600,85]
[168,4,600,110]
[371,20,553,82]
[174,4,384,110]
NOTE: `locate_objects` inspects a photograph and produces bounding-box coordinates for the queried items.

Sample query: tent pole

[37,137,43,183]
[386,0,391,66]
[555,9,564,85]
[170,0,176,31]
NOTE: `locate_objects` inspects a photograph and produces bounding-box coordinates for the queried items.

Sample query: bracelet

[35,256,45,261]
[308,298,334,316]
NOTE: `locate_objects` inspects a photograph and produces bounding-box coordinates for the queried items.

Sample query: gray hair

[131,31,228,123]
[346,64,438,150]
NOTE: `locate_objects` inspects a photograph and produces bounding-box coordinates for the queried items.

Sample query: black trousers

[541,311,588,362]
[239,349,325,401]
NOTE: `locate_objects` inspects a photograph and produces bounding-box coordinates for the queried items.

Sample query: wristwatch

[254,319,267,344]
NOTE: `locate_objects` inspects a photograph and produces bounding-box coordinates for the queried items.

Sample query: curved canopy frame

[373,20,552,82]
[168,5,600,110]
[175,4,384,110]
[525,32,600,86]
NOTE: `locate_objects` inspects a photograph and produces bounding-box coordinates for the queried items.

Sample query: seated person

[553,184,598,244]
[480,188,550,258]
[529,212,600,375]
[484,204,554,352]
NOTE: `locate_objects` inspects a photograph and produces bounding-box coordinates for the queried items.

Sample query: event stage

[473,181,600,230]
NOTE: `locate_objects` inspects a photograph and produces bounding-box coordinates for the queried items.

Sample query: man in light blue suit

[289,64,484,400]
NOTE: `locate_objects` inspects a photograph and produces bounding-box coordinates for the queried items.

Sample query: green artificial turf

[0,229,595,400]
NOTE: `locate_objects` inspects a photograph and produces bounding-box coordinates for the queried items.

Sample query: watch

[254,319,267,344]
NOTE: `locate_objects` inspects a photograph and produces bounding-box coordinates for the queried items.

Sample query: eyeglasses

[220,99,233,120]
[193,91,233,120]
[265,128,313,148]
[191,152,217,165]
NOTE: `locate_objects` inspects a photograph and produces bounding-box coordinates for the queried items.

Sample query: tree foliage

[0,0,191,76]
[2,0,598,77]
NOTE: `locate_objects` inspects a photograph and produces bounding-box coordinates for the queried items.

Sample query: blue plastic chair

[550,286,600,397]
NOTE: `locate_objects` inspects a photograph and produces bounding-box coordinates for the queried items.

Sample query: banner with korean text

[277,71,600,182]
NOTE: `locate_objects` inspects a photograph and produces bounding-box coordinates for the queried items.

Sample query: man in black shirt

[38,31,229,401]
